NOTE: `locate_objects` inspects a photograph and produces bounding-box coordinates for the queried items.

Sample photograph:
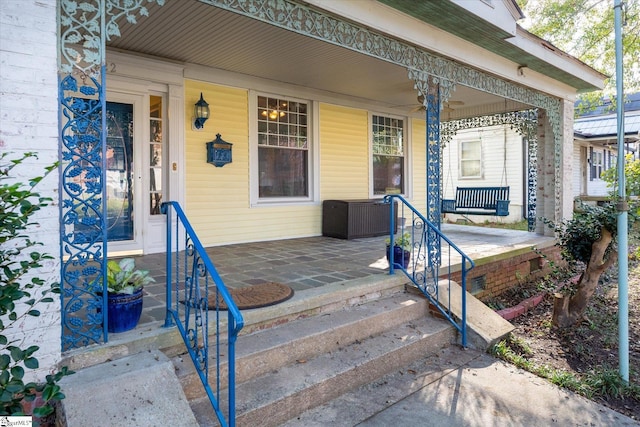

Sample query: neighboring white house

[573,93,640,199]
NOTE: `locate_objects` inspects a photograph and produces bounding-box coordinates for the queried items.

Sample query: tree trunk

[552,227,617,328]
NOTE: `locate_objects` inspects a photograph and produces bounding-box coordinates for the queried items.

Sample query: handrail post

[386,195,396,275]
[228,313,238,427]
[162,203,174,328]
[460,260,468,348]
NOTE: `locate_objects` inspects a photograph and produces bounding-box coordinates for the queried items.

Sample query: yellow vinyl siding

[410,118,426,209]
[184,80,319,246]
[184,82,428,246]
[320,103,369,200]
[185,81,249,245]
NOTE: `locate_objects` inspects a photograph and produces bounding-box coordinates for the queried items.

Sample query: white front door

[106,92,167,255]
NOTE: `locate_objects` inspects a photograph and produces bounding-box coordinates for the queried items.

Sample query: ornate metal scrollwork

[183,240,210,375]
[59,0,164,350]
[59,71,106,350]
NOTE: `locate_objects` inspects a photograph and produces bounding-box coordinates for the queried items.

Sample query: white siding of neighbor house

[573,141,617,199]
[441,125,524,223]
[572,143,583,197]
[0,0,61,381]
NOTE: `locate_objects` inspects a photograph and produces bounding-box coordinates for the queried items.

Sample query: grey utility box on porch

[322,199,397,239]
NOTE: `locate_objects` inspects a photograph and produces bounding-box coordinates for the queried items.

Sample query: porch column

[58,0,164,351]
[560,99,576,219]
[535,99,573,237]
[536,109,555,236]
[58,0,109,350]
[409,70,455,269]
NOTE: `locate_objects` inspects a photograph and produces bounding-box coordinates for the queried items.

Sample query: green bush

[544,202,638,266]
[0,152,72,423]
[601,154,640,198]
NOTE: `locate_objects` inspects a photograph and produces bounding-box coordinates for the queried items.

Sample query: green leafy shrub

[0,152,72,423]
[543,202,638,265]
[601,154,640,198]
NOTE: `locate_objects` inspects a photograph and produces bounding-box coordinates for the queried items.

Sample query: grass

[491,335,640,401]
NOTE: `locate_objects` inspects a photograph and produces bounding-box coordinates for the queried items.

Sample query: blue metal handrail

[161,201,244,427]
[384,195,474,347]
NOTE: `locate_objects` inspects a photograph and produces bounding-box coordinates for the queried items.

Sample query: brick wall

[0,0,61,382]
[449,245,563,301]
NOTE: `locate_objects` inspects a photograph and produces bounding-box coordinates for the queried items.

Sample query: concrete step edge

[190,318,455,427]
[176,291,430,398]
[280,346,482,426]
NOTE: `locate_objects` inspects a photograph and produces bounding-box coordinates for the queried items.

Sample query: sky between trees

[517,0,639,101]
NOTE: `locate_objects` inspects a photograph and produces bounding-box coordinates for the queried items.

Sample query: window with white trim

[257,95,309,198]
[372,114,405,195]
[591,150,603,180]
[460,140,482,178]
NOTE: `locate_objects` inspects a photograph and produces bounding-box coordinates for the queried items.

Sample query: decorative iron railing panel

[58,0,108,350]
[58,0,165,350]
[426,89,442,267]
[162,201,244,427]
[385,195,474,347]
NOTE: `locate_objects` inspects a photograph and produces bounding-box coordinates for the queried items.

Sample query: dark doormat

[208,282,294,310]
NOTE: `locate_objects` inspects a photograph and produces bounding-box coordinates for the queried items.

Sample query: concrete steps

[280,346,482,426]
[178,278,455,426]
[57,272,515,426]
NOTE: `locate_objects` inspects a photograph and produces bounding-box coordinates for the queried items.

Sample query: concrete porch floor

[133,223,555,328]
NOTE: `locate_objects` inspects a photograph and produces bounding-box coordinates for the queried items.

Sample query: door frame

[105,51,186,254]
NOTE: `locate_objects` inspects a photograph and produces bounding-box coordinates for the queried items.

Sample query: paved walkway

[286,347,639,426]
[134,224,553,326]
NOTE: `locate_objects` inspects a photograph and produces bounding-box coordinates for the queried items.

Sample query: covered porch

[132,223,554,328]
[57,0,602,352]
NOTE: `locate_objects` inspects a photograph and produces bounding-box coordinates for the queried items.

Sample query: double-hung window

[590,149,603,180]
[372,114,405,195]
[257,95,309,200]
[460,140,482,178]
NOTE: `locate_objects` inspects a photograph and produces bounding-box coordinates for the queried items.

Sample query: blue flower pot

[386,245,410,269]
[107,288,143,333]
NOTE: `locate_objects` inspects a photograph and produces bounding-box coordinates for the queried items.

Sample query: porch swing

[441,126,511,218]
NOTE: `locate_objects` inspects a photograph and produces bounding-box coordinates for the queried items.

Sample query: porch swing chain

[444,137,454,199]
[500,98,508,188]
[501,124,508,188]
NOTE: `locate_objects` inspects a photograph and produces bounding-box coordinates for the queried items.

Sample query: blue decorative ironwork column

[58,0,164,351]
[59,0,108,351]
[425,83,441,269]
[408,70,455,268]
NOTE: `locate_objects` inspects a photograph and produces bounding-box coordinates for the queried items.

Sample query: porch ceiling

[106,0,523,118]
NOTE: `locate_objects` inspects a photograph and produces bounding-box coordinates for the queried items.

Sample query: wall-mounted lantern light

[193,92,210,130]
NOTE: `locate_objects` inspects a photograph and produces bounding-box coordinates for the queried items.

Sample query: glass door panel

[149,95,163,215]
[106,102,134,242]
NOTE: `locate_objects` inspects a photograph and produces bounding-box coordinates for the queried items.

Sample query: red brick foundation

[447,245,563,301]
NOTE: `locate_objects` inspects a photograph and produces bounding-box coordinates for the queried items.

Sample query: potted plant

[385,232,412,269]
[105,258,155,333]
